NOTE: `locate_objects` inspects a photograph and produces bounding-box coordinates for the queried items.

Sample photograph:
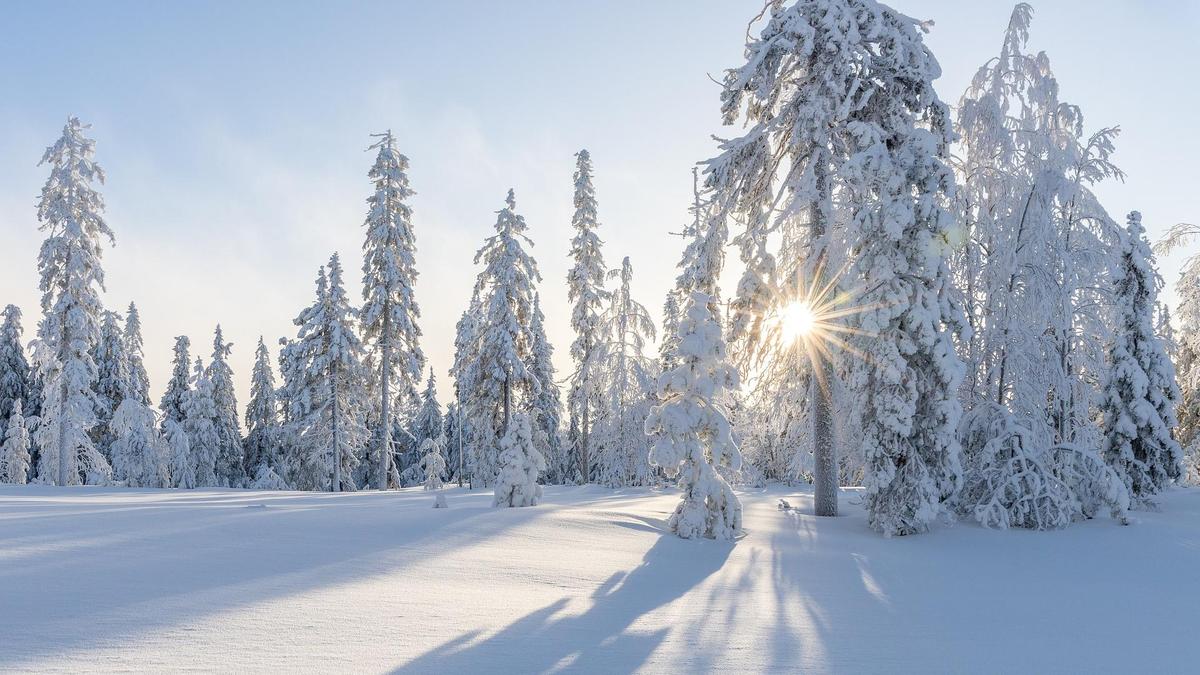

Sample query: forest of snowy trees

[2,1,1196,541]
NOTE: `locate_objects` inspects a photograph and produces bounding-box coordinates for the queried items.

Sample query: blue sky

[1,1,1197,405]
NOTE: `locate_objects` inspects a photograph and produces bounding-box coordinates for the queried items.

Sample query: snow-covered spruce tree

[493,412,545,508]
[123,302,150,406]
[284,266,333,491]
[449,303,481,485]
[594,257,657,487]
[846,52,966,535]
[244,336,285,486]
[360,130,424,490]
[1101,212,1183,503]
[165,418,195,489]
[705,0,890,514]
[420,434,447,491]
[442,402,466,486]
[93,309,130,461]
[566,149,609,484]
[110,398,170,488]
[660,170,711,347]
[292,255,369,492]
[459,190,541,487]
[32,117,114,486]
[712,0,968,534]
[412,368,442,450]
[2,400,32,484]
[276,336,304,482]
[159,336,191,435]
[0,305,32,445]
[647,291,743,539]
[528,294,566,484]
[183,357,220,487]
[207,325,245,486]
[659,292,682,375]
[394,392,423,487]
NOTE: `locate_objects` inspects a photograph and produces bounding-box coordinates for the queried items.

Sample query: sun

[779,300,817,342]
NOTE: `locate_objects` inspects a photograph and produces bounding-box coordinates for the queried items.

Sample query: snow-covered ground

[2,483,1197,674]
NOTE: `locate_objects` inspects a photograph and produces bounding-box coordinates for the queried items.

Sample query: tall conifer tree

[360,131,424,490]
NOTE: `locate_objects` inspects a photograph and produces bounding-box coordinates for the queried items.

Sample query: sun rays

[761,259,876,376]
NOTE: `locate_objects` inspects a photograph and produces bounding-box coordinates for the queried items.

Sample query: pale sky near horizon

[1,1,1197,410]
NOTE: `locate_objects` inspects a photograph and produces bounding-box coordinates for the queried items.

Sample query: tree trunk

[57,321,70,486]
[810,158,837,517]
[811,352,837,517]
[332,377,341,493]
[581,400,590,484]
[502,374,511,433]
[378,310,391,491]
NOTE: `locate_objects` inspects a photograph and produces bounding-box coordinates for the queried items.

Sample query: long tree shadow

[0,486,551,669]
[393,531,735,674]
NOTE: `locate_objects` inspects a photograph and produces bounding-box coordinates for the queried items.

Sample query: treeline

[1,1,1195,541]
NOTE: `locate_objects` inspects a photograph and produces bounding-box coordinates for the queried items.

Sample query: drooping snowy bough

[493,413,545,508]
[957,403,1129,529]
[594,257,657,488]
[647,291,742,540]
[947,4,1131,530]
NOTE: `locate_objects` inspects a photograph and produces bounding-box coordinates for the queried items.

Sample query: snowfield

[2,484,1198,674]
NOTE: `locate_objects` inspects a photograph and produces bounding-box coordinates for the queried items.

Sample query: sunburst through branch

[761,259,877,375]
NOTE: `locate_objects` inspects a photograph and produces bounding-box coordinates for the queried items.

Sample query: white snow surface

[1,484,1196,673]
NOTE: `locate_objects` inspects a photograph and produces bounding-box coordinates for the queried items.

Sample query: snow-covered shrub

[1048,445,1130,525]
[493,413,545,508]
[958,404,1129,529]
[959,407,1076,530]
[249,463,289,490]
